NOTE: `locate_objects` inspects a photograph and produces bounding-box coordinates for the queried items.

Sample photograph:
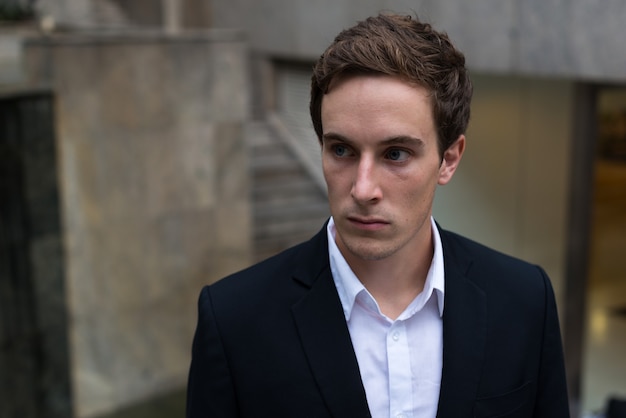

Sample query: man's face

[321,75,464,262]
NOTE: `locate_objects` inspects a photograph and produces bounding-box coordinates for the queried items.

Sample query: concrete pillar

[23,29,251,417]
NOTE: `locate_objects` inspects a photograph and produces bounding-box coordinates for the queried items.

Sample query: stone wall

[211,0,626,81]
[22,30,251,417]
[33,0,211,30]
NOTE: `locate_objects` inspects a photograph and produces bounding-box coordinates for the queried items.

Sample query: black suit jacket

[187,223,570,417]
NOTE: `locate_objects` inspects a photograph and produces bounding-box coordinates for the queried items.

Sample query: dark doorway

[0,90,72,418]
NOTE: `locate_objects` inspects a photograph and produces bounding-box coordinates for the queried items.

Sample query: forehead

[320,74,436,141]
[323,73,433,110]
[327,72,433,98]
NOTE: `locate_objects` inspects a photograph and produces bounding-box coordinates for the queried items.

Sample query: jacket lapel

[290,225,371,418]
[436,230,487,417]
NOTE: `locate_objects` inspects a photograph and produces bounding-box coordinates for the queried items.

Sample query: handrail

[267,112,327,195]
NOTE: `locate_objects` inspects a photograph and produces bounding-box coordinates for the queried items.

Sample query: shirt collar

[328,216,445,321]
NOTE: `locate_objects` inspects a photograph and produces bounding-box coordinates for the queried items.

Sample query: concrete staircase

[247,119,329,262]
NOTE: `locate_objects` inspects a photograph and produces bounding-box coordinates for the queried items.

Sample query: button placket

[387,321,412,417]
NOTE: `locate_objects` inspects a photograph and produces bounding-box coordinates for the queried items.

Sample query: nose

[351,156,382,204]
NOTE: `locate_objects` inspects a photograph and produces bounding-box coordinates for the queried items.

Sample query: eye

[332,144,351,157]
[386,148,410,162]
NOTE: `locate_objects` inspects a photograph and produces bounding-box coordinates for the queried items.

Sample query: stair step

[248,119,328,260]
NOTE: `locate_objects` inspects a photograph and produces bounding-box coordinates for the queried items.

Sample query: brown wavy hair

[310,13,473,155]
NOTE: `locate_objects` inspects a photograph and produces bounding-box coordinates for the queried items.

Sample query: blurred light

[590,308,608,345]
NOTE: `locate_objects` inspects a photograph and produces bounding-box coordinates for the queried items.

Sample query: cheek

[396,175,436,206]
[323,161,350,189]
[323,171,347,202]
[322,161,335,188]
[327,179,351,201]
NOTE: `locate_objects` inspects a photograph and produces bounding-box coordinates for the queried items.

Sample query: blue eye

[386,148,410,161]
[333,145,349,157]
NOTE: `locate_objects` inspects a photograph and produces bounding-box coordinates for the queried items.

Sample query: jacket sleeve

[533,268,570,417]
[186,286,239,418]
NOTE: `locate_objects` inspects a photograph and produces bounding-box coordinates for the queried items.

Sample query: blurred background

[0,0,624,417]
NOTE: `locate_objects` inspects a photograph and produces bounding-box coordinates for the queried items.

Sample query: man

[187,13,570,418]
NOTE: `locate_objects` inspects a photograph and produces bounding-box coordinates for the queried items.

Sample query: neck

[342,233,434,320]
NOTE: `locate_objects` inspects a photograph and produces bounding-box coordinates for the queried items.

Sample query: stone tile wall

[23,30,251,417]
[211,0,626,81]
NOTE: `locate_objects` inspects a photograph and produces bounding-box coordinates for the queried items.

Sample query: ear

[438,135,465,185]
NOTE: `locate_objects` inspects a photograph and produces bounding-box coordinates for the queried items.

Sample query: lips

[349,216,388,224]
[347,216,389,230]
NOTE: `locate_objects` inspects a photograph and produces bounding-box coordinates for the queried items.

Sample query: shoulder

[212,239,309,294]
[192,226,331,341]
[439,228,551,298]
[200,223,329,313]
[440,228,541,273]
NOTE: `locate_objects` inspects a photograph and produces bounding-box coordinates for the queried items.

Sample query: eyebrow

[322,132,425,148]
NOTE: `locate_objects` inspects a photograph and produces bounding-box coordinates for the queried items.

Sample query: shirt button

[392,332,399,341]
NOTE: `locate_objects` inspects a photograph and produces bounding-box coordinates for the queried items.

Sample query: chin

[343,241,398,261]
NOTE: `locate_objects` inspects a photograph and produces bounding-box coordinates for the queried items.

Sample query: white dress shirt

[327,217,445,418]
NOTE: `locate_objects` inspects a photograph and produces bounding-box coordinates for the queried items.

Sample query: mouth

[346,216,389,231]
